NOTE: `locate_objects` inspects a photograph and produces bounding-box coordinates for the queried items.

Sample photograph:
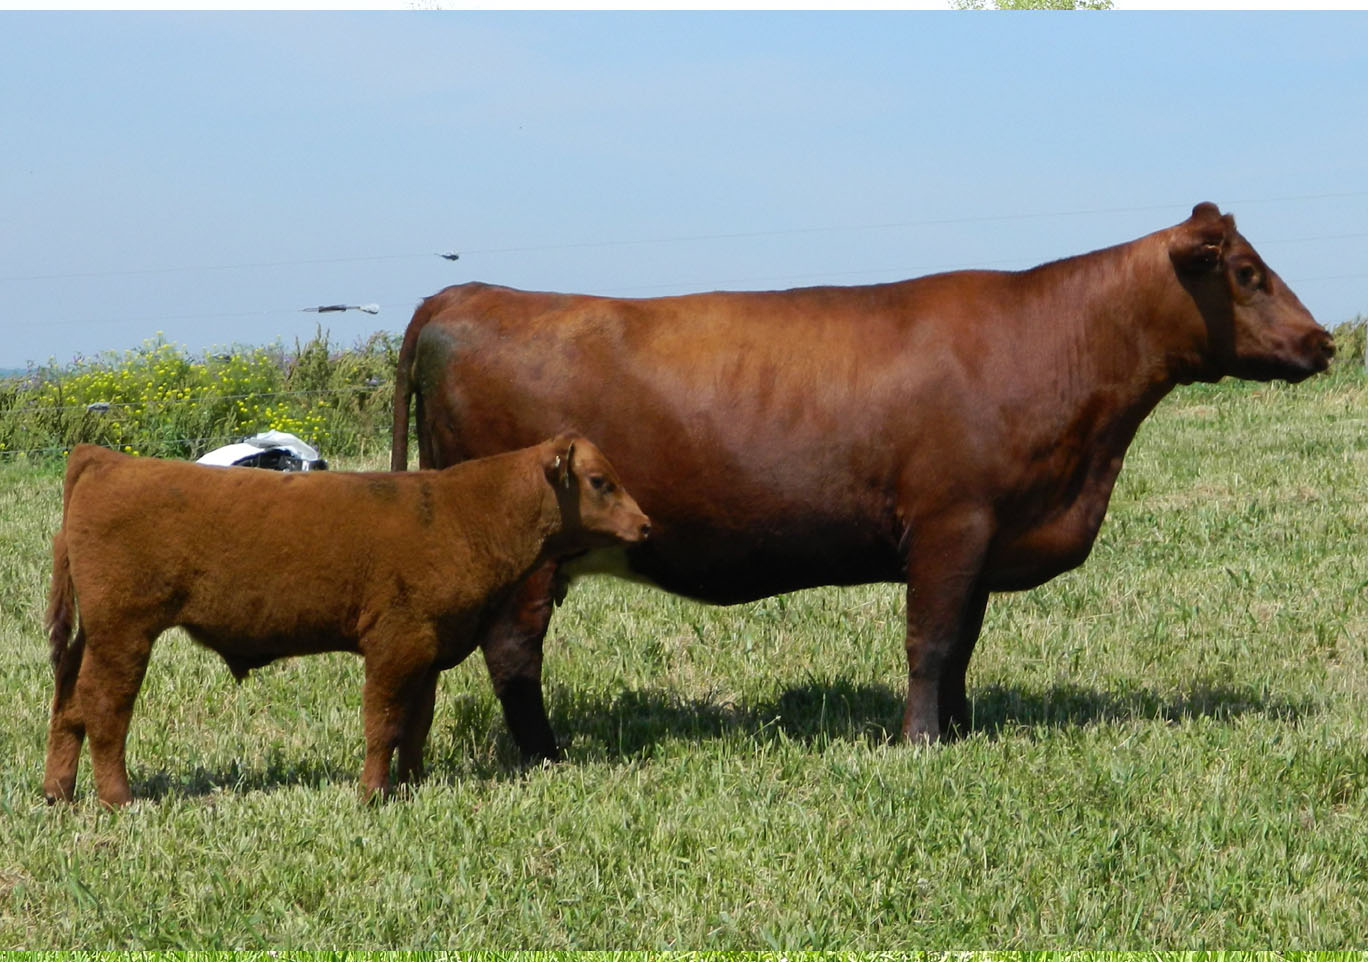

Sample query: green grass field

[3,367,1368,947]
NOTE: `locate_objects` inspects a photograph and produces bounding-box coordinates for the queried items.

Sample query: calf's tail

[46,529,77,675]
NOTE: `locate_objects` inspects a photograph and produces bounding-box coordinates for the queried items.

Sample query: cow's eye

[1235,264,1261,289]
[589,475,612,494]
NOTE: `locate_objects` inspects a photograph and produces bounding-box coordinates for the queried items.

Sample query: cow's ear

[1171,202,1229,273]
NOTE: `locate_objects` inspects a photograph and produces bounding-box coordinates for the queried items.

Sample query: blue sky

[3,11,1366,369]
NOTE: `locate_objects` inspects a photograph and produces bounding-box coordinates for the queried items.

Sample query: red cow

[391,203,1333,756]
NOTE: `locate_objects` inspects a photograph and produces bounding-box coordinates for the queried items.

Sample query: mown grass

[3,360,1368,947]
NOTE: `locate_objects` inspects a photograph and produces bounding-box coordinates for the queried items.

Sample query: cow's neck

[984,237,1195,587]
[1028,235,1193,455]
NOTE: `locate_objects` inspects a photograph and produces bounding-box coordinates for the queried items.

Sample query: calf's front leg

[359,628,438,801]
[395,667,439,785]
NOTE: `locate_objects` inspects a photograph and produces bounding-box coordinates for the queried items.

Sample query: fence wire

[0,384,396,463]
[4,384,378,417]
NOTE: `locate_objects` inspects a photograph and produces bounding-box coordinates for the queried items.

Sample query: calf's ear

[545,436,576,489]
[1171,202,1230,273]
[560,440,576,488]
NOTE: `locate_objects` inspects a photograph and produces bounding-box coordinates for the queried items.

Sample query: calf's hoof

[358,783,392,806]
[43,776,77,805]
[900,721,943,746]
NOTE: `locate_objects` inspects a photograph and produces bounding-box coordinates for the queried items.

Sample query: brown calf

[392,203,1333,752]
[44,436,649,805]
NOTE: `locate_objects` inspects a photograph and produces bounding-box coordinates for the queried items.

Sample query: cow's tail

[46,528,77,676]
[391,295,439,472]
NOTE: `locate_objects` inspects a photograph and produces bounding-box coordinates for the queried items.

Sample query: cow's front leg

[938,585,989,737]
[480,561,561,762]
[902,511,991,743]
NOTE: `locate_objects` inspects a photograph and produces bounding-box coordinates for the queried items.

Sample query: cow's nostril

[1309,329,1336,360]
[639,522,652,540]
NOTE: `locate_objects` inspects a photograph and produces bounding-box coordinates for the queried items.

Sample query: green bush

[1331,316,1366,367]
[0,328,398,464]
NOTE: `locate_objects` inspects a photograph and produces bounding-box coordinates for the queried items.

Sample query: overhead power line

[2,189,1365,286]
[5,190,1365,337]
[453,192,1368,259]
[15,262,1368,335]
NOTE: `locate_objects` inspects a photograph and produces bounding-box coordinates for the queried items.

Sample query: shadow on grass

[966,680,1317,738]
[556,677,1322,759]
[126,678,1321,800]
[131,753,356,801]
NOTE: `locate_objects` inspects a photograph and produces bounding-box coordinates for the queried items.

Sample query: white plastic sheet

[196,431,325,470]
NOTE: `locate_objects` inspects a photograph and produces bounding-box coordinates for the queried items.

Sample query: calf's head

[543,434,651,549]
[1170,202,1334,384]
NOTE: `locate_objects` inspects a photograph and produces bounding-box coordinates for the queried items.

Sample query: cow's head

[543,434,651,549]
[1170,202,1334,383]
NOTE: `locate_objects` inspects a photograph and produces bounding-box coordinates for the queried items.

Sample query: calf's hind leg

[77,627,156,806]
[44,627,88,803]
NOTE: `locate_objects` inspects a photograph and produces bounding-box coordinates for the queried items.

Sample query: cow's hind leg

[480,561,561,762]
[44,627,88,803]
[359,626,437,801]
[77,626,155,806]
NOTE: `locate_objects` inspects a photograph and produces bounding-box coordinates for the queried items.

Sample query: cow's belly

[561,527,905,605]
